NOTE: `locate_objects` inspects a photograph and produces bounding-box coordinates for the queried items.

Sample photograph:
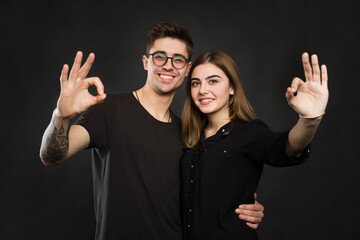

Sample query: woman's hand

[286,53,329,118]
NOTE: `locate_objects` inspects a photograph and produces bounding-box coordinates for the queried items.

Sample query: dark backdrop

[1,0,359,239]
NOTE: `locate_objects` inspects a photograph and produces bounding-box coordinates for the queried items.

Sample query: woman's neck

[205,113,231,138]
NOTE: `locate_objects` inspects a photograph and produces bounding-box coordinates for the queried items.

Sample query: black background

[1,0,359,239]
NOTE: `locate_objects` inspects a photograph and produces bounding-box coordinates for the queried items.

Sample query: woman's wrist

[298,111,325,119]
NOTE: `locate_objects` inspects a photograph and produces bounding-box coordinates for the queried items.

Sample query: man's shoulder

[98,92,134,107]
[105,92,133,102]
[81,92,134,116]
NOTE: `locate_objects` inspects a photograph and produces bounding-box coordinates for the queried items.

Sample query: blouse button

[187,225,191,228]
[190,165,194,168]
[204,149,207,152]
[190,179,194,183]
[224,150,227,153]
[189,209,192,212]
[222,129,225,132]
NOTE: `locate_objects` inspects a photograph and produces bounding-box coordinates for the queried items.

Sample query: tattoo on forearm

[43,122,70,163]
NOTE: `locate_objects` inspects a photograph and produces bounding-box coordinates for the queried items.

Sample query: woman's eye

[191,82,199,86]
[209,79,218,84]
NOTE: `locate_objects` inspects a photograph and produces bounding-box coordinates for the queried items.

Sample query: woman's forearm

[286,116,323,157]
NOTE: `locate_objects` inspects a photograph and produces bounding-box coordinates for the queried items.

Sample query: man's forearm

[40,110,72,165]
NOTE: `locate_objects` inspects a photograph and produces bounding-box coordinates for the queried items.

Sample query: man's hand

[57,51,106,119]
[235,193,264,229]
[40,51,104,165]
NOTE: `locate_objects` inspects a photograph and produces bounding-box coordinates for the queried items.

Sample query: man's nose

[162,57,174,70]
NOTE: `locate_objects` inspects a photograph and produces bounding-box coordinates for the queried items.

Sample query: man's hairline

[147,37,192,59]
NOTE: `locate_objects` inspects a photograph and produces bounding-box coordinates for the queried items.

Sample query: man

[40,22,264,240]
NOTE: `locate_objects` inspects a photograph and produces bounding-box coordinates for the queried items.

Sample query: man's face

[143,37,191,95]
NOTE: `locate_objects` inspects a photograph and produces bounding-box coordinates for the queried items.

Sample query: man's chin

[156,86,178,96]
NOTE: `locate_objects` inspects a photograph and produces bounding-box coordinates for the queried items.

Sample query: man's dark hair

[146,22,194,59]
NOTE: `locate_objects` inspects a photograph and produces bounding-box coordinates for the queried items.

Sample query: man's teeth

[160,75,174,79]
[200,99,213,102]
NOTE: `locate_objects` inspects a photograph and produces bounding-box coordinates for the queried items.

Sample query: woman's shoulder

[232,119,272,139]
[234,118,268,129]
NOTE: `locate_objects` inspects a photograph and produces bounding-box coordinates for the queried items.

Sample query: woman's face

[190,63,234,117]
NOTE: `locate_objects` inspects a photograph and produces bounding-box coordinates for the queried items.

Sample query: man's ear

[142,55,148,70]
[185,62,192,77]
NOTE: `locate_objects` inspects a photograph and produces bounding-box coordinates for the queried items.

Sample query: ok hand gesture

[57,51,106,119]
[286,53,329,118]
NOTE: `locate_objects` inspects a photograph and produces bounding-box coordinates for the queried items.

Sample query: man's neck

[134,86,175,123]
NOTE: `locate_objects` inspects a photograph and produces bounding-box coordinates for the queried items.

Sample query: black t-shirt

[75,93,184,240]
[180,119,310,240]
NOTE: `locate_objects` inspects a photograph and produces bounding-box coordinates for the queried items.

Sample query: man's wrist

[53,108,77,122]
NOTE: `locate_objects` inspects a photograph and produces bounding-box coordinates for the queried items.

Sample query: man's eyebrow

[152,50,166,54]
[206,75,222,79]
[152,51,187,59]
[173,53,187,59]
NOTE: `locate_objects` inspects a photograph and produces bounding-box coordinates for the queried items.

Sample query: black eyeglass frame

[148,52,190,69]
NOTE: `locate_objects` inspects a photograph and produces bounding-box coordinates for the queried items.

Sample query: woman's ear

[230,86,234,95]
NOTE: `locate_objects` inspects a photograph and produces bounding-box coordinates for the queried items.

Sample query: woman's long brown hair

[182,50,255,148]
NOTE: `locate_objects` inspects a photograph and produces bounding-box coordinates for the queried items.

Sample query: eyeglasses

[148,52,189,69]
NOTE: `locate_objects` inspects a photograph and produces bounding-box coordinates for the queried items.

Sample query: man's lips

[157,73,177,82]
[159,74,174,79]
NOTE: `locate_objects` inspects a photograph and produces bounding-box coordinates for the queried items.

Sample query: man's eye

[155,54,166,59]
[174,57,185,63]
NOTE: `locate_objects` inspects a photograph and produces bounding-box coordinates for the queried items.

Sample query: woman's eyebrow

[206,75,222,80]
[191,75,222,81]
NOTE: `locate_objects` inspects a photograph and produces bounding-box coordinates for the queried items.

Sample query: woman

[180,50,328,239]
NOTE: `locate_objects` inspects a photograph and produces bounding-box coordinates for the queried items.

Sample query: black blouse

[180,119,310,240]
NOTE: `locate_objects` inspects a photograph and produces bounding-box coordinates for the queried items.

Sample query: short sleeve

[74,97,114,149]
